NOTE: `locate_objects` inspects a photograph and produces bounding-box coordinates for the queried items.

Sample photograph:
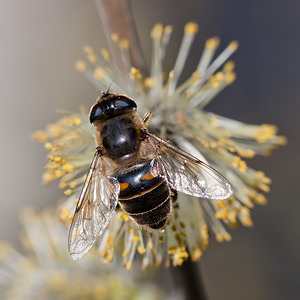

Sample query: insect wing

[68,151,119,260]
[148,133,232,199]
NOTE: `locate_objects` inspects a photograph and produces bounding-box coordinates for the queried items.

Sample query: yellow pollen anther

[93,67,105,80]
[47,123,63,138]
[255,193,267,205]
[224,233,232,241]
[130,67,142,80]
[119,39,129,49]
[215,210,225,219]
[69,181,77,189]
[239,160,248,172]
[210,115,219,128]
[83,46,94,54]
[216,233,224,242]
[231,156,248,172]
[257,171,272,184]
[42,172,55,184]
[59,182,67,189]
[229,40,239,51]
[260,184,270,193]
[125,262,132,270]
[240,148,255,158]
[191,249,202,261]
[106,235,112,248]
[111,33,119,43]
[239,207,252,225]
[201,224,209,240]
[137,246,146,254]
[44,142,53,149]
[120,213,129,221]
[59,207,69,217]
[228,211,237,223]
[61,210,73,224]
[87,54,97,63]
[171,248,189,266]
[225,72,236,84]
[257,171,265,177]
[64,189,73,196]
[164,25,173,35]
[32,131,48,142]
[232,156,240,167]
[144,77,154,87]
[184,22,199,34]
[215,72,224,81]
[192,70,201,80]
[107,253,113,262]
[278,136,287,145]
[54,156,62,162]
[223,61,235,72]
[217,200,224,208]
[205,37,220,49]
[133,235,140,243]
[168,247,176,254]
[55,170,63,178]
[147,242,154,249]
[255,124,277,142]
[101,49,110,61]
[74,118,82,125]
[151,23,163,39]
[210,74,221,87]
[75,61,87,72]
[155,258,162,266]
[67,214,73,223]
[62,164,74,173]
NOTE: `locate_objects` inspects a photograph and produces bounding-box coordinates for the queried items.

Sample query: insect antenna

[103,82,113,96]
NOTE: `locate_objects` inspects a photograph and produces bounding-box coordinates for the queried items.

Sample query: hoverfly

[68,92,232,260]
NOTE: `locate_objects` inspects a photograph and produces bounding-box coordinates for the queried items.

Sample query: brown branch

[171,259,207,300]
[95,0,148,76]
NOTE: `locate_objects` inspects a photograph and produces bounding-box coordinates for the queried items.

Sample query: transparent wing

[68,151,119,260]
[148,133,233,199]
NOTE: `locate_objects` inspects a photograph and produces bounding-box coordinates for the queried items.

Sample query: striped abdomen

[116,160,171,229]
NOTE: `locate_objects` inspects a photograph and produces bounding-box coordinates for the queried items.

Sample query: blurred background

[0,0,299,299]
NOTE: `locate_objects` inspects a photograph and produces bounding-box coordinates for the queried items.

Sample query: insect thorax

[100,115,141,165]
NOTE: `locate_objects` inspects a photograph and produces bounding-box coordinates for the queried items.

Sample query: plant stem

[94,0,148,76]
[171,259,207,300]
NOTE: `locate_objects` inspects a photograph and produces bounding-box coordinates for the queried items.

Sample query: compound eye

[89,103,103,123]
[115,96,137,110]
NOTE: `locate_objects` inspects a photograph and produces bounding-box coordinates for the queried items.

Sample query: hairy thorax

[93,113,146,167]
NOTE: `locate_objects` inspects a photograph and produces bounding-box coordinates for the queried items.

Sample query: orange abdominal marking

[141,170,155,181]
[119,182,130,191]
